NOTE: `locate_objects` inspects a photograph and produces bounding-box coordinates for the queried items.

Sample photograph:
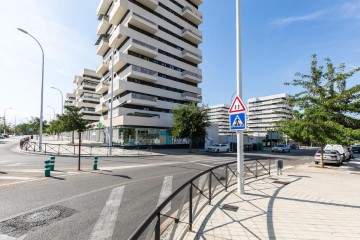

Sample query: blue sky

[1,0,360,124]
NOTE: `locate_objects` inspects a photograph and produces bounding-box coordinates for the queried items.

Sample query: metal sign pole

[236,0,244,194]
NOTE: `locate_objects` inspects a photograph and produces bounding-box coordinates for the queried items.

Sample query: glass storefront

[115,127,170,146]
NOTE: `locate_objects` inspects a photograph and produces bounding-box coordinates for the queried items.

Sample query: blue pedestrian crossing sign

[229,113,246,131]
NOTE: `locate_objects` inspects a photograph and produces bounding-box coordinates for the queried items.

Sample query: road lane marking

[0,170,196,224]
[0,234,26,240]
[0,176,35,180]
[89,186,125,240]
[158,176,173,214]
[145,175,173,240]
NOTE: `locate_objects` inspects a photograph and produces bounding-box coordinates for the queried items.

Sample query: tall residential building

[64,93,76,108]
[74,69,102,123]
[207,104,231,136]
[94,0,203,145]
[247,93,292,139]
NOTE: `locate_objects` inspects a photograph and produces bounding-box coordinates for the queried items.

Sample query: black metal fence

[128,158,272,240]
[19,139,153,157]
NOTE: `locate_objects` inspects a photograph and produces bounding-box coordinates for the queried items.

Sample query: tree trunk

[320,144,324,168]
[78,132,81,171]
[71,131,74,144]
[188,140,192,153]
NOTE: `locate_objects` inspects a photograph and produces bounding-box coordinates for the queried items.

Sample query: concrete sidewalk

[184,160,360,240]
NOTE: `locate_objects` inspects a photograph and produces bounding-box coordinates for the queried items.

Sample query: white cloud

[272,10,327,27]
[341,0,360,19]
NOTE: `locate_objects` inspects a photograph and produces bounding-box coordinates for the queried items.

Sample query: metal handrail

[128,158,272,240]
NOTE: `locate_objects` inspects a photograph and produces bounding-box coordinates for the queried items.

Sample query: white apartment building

[74,69,102,123]
[94,0,203,145]
[247,93,292,144]
[64,93,76,108]
[207,104,231,136]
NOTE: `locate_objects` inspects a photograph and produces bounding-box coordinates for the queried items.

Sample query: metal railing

[129,158,272,240]
[19,140,153,157]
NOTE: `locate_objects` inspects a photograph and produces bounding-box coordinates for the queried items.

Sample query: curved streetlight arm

[18,27,45,151]
[51,87,64,114]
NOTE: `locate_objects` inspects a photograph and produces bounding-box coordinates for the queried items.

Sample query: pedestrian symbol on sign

[232,115,244,127]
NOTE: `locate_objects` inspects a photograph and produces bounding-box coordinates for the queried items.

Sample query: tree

[58,106,90,170]
[48,119,65,139]
[171,103,211,152]
[278,54,360,168]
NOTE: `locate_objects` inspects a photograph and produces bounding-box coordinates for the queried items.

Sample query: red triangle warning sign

[228,96,247,114]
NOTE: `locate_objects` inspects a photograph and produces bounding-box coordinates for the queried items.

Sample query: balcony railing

[182,70,202,79]
[133,39,157,51]
[133,12,157,26]
[182,28,202,39]
[183,6,202,19]
[132,65,157,76]
[131,93,157,102]
[182,50,202,59]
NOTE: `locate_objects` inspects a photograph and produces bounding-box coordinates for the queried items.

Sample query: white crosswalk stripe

[145,175,173,240]
[89,186,125,240]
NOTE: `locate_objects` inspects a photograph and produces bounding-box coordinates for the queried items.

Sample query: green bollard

[44,160,51,177]
[93,156,99,170]
[50,156,56,171]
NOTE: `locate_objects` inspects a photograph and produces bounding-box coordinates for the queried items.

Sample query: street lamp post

[50,87,64,114]
[3,108,13,134]
[109,34,121,155]
[236,0,245,194]
[18,28,45,152]
[47,106,56,120]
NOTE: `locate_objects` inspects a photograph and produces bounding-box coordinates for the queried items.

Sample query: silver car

[314,150,342,165]
[271,144,290,153]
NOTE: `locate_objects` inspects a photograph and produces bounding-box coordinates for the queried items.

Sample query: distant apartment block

[94,0,203,145]
[64,93,76,108]
[73,68,102,123]
[247,93,292,139]
[207,104,231,136]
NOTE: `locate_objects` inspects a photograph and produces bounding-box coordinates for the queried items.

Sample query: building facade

[207,104,231,136]
[247,93,292,145]
[94,0,203,145]
[73,68,102,123]
[64,93,76,108]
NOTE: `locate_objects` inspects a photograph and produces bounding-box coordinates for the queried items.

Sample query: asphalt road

[0,138,319,240]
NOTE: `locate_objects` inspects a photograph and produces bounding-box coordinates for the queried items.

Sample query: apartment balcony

[95,81,110,94]
[109,0,128,25]
[95,103,109,113]
[123,38,158,58]
[181,92,202,103]
[182,6,202,25]
[122,65,158,83]
[118,92,158,107]
[128,12,158,34]
[181,70,202,83]
[182,28,202,45]
[182,49,202,64]
[109,26,128,49]
[109,51,127,73]
[96,38,110,56]
[97,0,112,17]
[137,0,158,10]
[74,76,84,84]
[96,15,110,36]
[189,0,202,6]
[64,100,75,107]
[96,61,108,75]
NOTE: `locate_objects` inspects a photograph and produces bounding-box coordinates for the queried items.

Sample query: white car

[271,144,290,153]
[314,149,342,165]
[324,144,351,162]
[208,144,230,153]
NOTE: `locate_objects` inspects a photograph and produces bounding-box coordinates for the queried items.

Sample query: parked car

[1,134,9,138]
[0,134,4,139]
[208,144,230,153]
[347,147,354,159]
[271,144,290,153]
[324,144,351,162]
[289,144,300,149]
[351,145,360,153]
[314,149,342,165]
